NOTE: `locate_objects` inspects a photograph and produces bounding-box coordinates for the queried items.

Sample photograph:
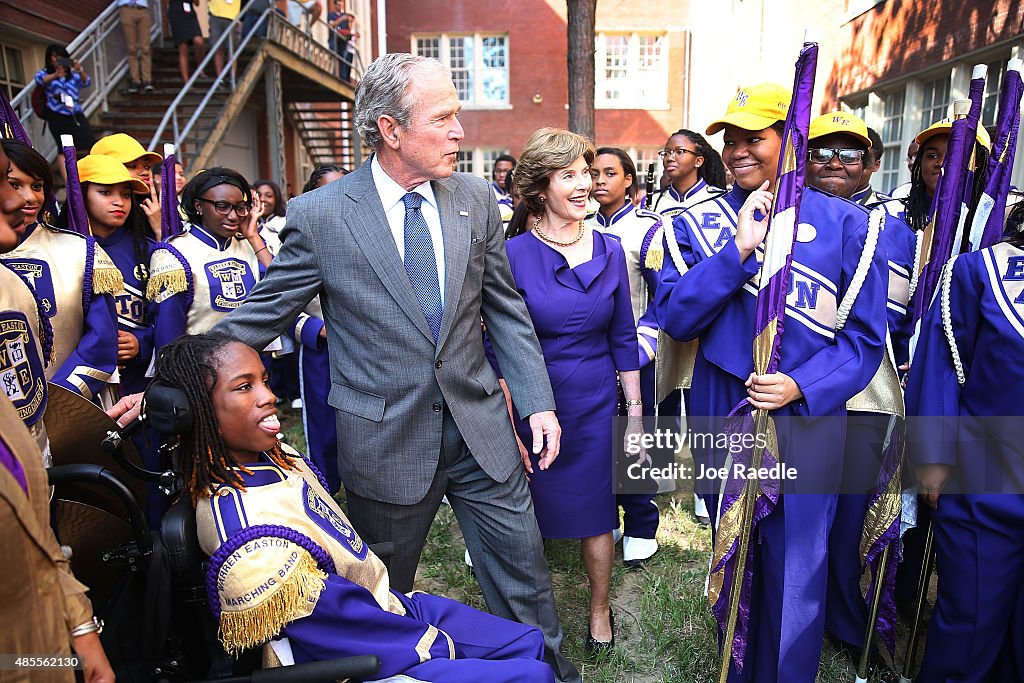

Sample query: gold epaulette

[644,240,664,271]
[146,248,189,302]
[217,548,327,656]
[91,246,125,295]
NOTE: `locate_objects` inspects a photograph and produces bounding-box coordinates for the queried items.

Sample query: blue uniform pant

[825,412,891,646]
[299,343,340,494]
[616,364,661,539]
[920,494,1024,682]
[725,493,839,683]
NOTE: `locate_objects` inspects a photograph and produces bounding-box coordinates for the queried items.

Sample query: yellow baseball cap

[706,83,791,136]
[90,133,163,166]
[809,110,871,148]
[915,117,991,151]
[78,154,150,194]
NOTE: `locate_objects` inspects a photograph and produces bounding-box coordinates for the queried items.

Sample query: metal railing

[148,5,274,152]
[10,0,163,162]
[149,4,360,156]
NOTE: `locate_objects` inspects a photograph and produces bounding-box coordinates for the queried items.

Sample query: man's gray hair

[355,53,452,150]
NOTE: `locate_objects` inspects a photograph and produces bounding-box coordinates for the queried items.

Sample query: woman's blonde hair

[513,128,595,215]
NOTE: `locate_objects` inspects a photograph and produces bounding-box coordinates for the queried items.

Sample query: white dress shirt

[371,156,446,306]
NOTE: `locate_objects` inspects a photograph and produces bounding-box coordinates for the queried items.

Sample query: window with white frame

[481,148,507,181]
[982,58,1009,128]
[847,100,868,123]
[920,74,951,130]
[452,148,509,178]
[412,33,509,107]
[455,151,474,174]
[630,147,661,183]
[880,89,906,192]
[880,145,903,193]
[595,33,668,108]
[414,37,440,61]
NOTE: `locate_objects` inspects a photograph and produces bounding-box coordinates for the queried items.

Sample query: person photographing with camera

[34,45,95,181]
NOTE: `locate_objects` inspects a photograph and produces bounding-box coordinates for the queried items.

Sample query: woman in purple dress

[504,128,641,652]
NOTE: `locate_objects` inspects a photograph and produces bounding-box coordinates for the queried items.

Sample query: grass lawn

[280,406,910,682]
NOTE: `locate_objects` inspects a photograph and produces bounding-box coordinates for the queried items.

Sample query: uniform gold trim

[65,365,115,399]
[414,625,440,663]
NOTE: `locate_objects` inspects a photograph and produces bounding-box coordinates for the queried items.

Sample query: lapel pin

[459,210,469,217]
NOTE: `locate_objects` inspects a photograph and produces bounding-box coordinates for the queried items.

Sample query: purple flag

[911,89,982,334]
[709,42,817,674]
[61,137,89,236]
[0,87,31,145]
[160,145,184,239]
[971,60,1023,250]
[953,71,987,252]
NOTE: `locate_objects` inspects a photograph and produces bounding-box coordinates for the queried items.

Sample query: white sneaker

[623,536,659,566]
[693,493,711,526]
[290,398,303,409]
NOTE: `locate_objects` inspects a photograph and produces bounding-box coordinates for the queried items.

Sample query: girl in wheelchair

[152,332,555,682]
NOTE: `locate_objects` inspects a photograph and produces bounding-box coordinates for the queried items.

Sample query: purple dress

[505,230,639,539]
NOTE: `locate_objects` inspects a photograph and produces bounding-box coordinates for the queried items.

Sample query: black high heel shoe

[584,609,615,653]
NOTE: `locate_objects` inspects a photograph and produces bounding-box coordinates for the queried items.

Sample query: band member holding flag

[654,60,887,680]
[905,204,1024,683]
[875,110,992,613]
[903,60,1024,683]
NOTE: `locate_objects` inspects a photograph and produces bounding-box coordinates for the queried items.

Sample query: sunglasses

[198,197,252,216]
[808,148,865,166]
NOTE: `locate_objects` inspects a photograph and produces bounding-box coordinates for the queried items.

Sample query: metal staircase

[11,0,361,180]
[288,101,360,169]
[149,6,360,173]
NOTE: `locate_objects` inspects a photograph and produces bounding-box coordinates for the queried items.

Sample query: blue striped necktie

[401,192,443,341]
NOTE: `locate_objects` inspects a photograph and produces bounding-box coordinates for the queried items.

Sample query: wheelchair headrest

[145,380,193,437]
[160,498,201,575]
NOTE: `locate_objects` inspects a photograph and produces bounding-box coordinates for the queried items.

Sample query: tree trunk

[566,0,596,140]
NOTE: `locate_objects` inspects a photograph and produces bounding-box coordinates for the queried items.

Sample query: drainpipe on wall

[376,0,387,57]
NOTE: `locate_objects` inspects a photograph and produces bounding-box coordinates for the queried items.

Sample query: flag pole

[718,407,769,683]
[715,40,817,681]
[899,525,935,683]
[855,543,892,682]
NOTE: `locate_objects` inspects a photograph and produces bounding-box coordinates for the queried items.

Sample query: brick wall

[386,0,685,154]
[0,0,110,45]
[385,0,847,157]
[826,0,1024,103]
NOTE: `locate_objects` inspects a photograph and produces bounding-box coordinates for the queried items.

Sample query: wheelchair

[45,382,383,682]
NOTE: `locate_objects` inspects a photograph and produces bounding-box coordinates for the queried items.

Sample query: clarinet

[644,162,656,210]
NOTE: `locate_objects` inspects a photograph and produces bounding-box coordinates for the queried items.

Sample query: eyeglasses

[198,197,252,216]
[658,148,699,159]
[808,148,865,166]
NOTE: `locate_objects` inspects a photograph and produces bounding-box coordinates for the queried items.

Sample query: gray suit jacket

[215,163,554,504]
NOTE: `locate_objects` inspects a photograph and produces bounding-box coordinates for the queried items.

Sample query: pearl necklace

[533,217,585,247]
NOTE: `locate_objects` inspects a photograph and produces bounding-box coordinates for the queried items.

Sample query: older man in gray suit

[214,53,580,682]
